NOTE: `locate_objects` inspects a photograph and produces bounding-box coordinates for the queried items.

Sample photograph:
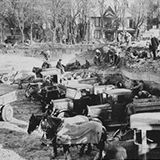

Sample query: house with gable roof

[89,5,135,41]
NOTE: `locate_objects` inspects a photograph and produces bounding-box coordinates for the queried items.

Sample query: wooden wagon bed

[0,83,16,96]
[0,84,17,121]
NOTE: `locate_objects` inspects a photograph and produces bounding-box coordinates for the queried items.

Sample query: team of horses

[27,114,107,160]
[27,112,136,160]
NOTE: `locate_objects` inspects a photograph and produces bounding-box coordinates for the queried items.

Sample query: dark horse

[27,114,107,160]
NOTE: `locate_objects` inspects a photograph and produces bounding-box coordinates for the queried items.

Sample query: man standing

[150,35,159,60]
[94,49,101,66]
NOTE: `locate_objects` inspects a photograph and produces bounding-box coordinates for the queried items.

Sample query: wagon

[25,67,61,99]
[0,84,17,121]
[40,67,61,84]
[0,69,18,85]
[14,67,61,89]
[13,70,35,89]
[49,83,115,117]
[61,69,101,86]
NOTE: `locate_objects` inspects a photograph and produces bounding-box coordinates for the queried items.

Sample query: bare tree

[98,0,106,39]
[130,0,148,39]
[147,0,160,29]
[27,0,42,43]
[39,0,69,43]
[14,0,33,43]
[119,0,129,32]
[0,0,17,35]
[112,0,122,41]
[69,0,91,44]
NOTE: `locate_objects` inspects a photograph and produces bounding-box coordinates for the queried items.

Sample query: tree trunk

[1,23,4,43]
[19,25,25,44]
[21,30,25,44]
[30,23,33,43]
[115,30,118,42]
[53,29,56,43]
[48,28,55,43]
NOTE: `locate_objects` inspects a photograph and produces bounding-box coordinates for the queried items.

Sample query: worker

[56,59,65,74]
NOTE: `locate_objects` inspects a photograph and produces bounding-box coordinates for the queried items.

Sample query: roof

[104,6,115,18]
[89,0,109,17]
[89,1,132,19]
[104,88,132,96]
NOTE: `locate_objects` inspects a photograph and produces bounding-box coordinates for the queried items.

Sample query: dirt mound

[69,50,94,64]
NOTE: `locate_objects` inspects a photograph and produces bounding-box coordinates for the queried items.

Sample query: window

[129,19,133,28]
[104,18,112,29]
[95,17,100,27]
[94,30,100,39]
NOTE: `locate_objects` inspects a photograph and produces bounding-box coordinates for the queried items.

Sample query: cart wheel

[25,84,32,98]
[1,75,12,85]
[1,104,13,122]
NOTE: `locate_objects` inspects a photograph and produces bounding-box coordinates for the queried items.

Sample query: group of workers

[40,49,91,74]
[131,80,151,99]
[94,45,121,67]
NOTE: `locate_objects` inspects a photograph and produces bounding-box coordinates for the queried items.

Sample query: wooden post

[141,130,147,160]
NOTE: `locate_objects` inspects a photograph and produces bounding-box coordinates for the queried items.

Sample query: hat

[59,59,62,61]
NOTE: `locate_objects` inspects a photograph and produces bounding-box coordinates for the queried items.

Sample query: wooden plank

[0,91,17,105]
[134,103,160,113]
[0,84,17,105]
[134,101,160,106]
[0,84,16,96]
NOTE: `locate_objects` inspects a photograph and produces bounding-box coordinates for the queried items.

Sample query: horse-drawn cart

[0,84,17,121]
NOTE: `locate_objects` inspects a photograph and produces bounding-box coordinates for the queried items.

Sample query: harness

[40,118,64,142]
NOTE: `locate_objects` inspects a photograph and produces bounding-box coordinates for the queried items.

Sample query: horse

[41,115,107,160]
[27,114,104,159]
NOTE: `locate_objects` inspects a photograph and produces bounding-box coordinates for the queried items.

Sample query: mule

[40,115,107,160]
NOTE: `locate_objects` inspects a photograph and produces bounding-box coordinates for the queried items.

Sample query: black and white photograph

[0,0,160,159]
